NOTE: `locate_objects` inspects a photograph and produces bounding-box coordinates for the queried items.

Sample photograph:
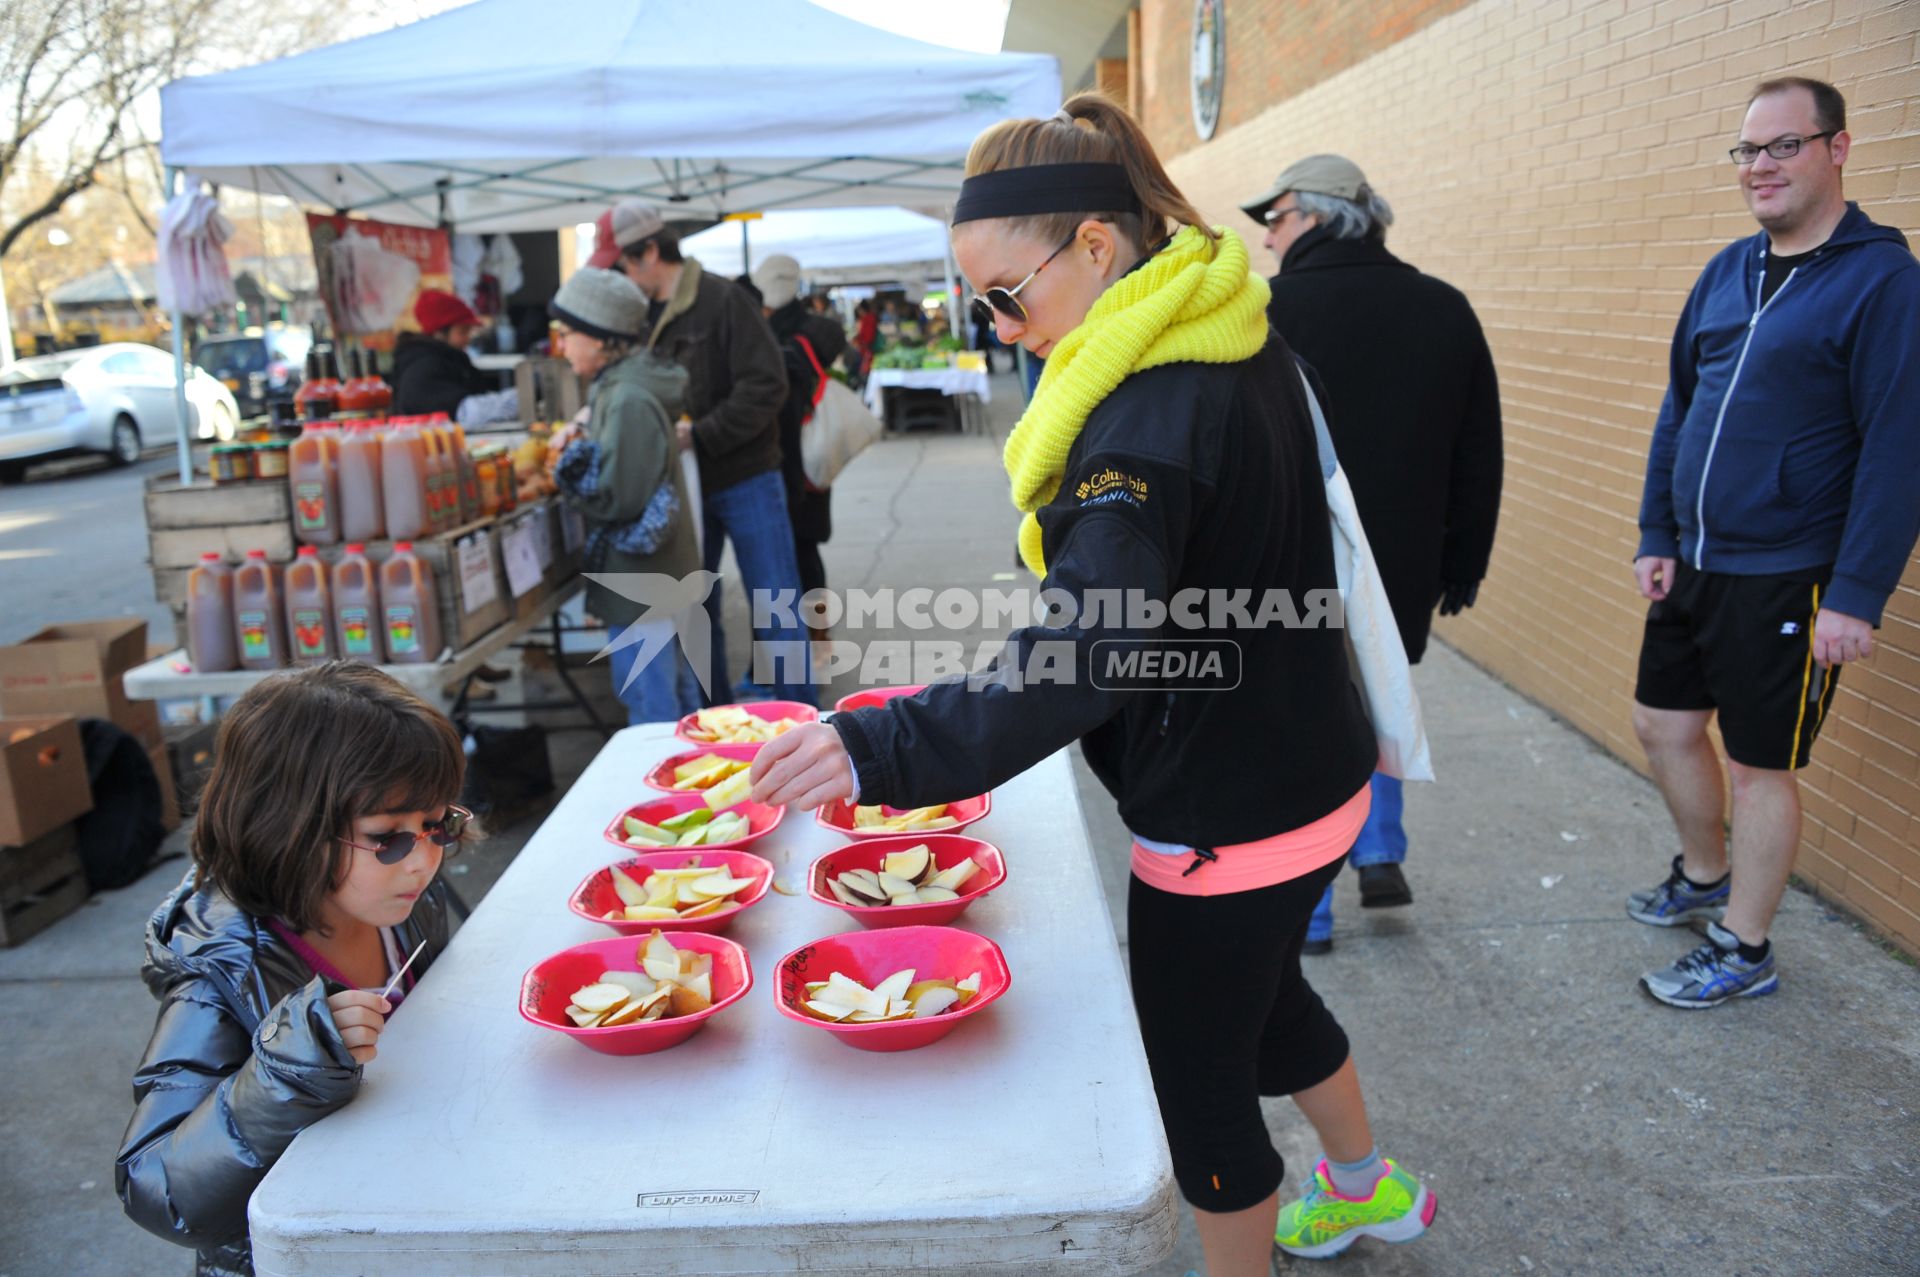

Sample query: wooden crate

[147,478,296,615]
[514,357,584,427]
[0,824,88,948]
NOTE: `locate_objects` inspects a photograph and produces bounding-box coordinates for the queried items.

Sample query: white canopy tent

[154,0,1059,478]
[683,206,951,289]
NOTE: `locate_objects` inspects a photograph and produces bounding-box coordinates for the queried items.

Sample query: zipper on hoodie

[1692,249,1802,568]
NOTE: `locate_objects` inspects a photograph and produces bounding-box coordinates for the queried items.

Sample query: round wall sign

[1191,0,1225,140]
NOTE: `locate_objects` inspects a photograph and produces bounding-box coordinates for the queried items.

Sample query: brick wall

[1139,0,1920,953]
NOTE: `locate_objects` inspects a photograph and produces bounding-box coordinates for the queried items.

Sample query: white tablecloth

[863,367,992,417]
[248,724,1176,1276]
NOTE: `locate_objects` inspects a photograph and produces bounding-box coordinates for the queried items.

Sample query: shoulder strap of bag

[793,334,828,414]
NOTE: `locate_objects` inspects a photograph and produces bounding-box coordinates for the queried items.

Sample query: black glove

[1438,580,1480,616]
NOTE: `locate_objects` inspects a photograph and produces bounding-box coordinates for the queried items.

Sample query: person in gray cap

[747,255,848,629]
[602,199,813,706]
[1243,155,1505,955]
[547,267,702,722]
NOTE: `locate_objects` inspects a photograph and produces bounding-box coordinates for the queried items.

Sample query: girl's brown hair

[191,662,465,934]
[962,91,1219,251]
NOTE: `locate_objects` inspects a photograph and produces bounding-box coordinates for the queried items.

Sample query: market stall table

[123,580,605,729]
[246,722,1177,1276]
[864,367,992,434]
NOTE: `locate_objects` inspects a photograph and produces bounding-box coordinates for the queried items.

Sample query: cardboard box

[0,717,93,847]
[0,823,88,948]
[0,619,163,748]
[149,742,180,832]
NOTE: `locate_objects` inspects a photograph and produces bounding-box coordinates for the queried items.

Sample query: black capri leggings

[1127,853,1351,1212]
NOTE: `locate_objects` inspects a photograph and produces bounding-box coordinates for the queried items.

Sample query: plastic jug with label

[232,549,288,669]
[380,541,441,665]
[185,552,237,673]
[283,546,336,665]
[289,422,340,546]
[338,421,385,542]
[332,543,385,663]
[446,419,480,526]
[381,420,432,541]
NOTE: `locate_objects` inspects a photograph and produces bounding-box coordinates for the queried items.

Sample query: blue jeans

[606,633,702,725]
[701,469,816,706]
[1308,772,1406,942]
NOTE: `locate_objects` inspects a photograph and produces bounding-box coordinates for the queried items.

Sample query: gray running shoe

[1641,921,1778,1009]
[1626,854,1728,927]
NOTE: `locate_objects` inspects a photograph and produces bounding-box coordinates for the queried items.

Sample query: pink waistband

[1129,783,1371,897]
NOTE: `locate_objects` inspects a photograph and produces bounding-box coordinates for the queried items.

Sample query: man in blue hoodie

[1628,77,1920,1009]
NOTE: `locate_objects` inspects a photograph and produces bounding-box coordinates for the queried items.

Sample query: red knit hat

[585,209,620,270]
[413,288,479,335]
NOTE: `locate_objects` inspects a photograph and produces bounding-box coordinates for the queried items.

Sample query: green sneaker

[1274,1157,1436,1259]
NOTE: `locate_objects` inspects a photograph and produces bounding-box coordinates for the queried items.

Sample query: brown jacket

[647,259,788,494]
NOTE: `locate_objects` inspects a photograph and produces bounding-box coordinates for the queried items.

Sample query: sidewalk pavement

[3,373,1916,1276]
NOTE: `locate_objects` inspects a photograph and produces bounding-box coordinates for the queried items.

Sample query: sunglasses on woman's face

[341,805,471,865]
[969,230,1079,328]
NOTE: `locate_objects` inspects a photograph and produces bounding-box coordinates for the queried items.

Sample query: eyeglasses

[969,230,1079,327]
[340,805,471,865]
[1263,205,1308,226]
[1729,132,1834,165]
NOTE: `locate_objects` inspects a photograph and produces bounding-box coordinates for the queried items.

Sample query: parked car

[0,343,239,480]
[192,326,310,418]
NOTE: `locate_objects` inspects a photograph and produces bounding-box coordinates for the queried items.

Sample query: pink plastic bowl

[601,792,784,854]
[674,699,820,745]
[569,848,776,936]
[832,684,926,714]
[520,933,752,1055]
[772,925,1010,1052]
[807,834,1007,929]
[643,742,764,794]
[814,791,991,839]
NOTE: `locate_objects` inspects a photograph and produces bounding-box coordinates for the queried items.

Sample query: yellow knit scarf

[1003,225,1270,575]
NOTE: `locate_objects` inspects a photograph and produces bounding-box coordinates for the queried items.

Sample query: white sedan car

[0,342,239,480]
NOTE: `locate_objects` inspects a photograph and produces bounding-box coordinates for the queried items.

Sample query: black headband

[952,163,1143,225]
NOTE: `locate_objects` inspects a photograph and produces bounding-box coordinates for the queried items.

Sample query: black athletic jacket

[832,336,1378,847]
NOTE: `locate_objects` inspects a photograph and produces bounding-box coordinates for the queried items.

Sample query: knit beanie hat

[550,267,648,341]
[414,288,480,335]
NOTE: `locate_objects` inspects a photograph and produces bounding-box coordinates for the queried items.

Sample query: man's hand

[1813,607,1874,667]
[675,417,694,453]
[325,989,391,1066]
[1437,580,1480,616]
[1634,556,1677,601]
[749,723,854,810]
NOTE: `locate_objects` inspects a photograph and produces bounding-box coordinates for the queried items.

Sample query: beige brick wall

[1140,0,1920,953]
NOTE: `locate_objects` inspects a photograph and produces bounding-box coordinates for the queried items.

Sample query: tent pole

[942,235,960,345]
[166,166,194,485]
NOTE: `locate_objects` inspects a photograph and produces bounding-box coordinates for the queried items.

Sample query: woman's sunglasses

[969,230,1079,327]
[341,805,472,865]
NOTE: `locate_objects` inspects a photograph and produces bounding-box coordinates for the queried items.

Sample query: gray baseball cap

[1239,154,1372,225]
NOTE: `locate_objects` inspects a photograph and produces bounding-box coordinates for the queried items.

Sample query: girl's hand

[749,723,855,810]
[326,989,392,1066]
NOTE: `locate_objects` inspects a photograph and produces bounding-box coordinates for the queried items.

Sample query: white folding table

[248,723,1177,1276]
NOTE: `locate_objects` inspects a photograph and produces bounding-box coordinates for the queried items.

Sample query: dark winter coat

[833,337,1378,848]
[388,332,494,418]
[1266,228,1504,662]
[116,869,454,1277]
[769,301,850,544]
[646,259,789,496]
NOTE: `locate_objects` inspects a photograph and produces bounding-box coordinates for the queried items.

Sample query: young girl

[751,95,1434,1273]
[117,662,468,1277]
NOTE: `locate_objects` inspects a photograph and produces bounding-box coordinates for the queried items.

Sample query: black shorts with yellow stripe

[1634,563,1840,771]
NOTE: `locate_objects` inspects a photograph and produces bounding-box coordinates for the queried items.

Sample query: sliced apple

[677,897,733,918]
[702,769,754,812]
[609,866,648,907]
[825,971,887,1015]
[956,972,982,1002]
[882,845,931,883]
[570,983,631,1014]
[912,885,959,904]
[689,872,754,897]
[909,985,961,1017]
[565,1004,607,1028]
[667,983,712,1016]
[599,970,657,998]
[600,998,653,1027]
[871,968,916,1005]
[875,871,917,898]
[804,999,854,1021]
[623,904,681,921]
[622,816,675,845]
[826,876,862,907]
[929,858,978,892]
